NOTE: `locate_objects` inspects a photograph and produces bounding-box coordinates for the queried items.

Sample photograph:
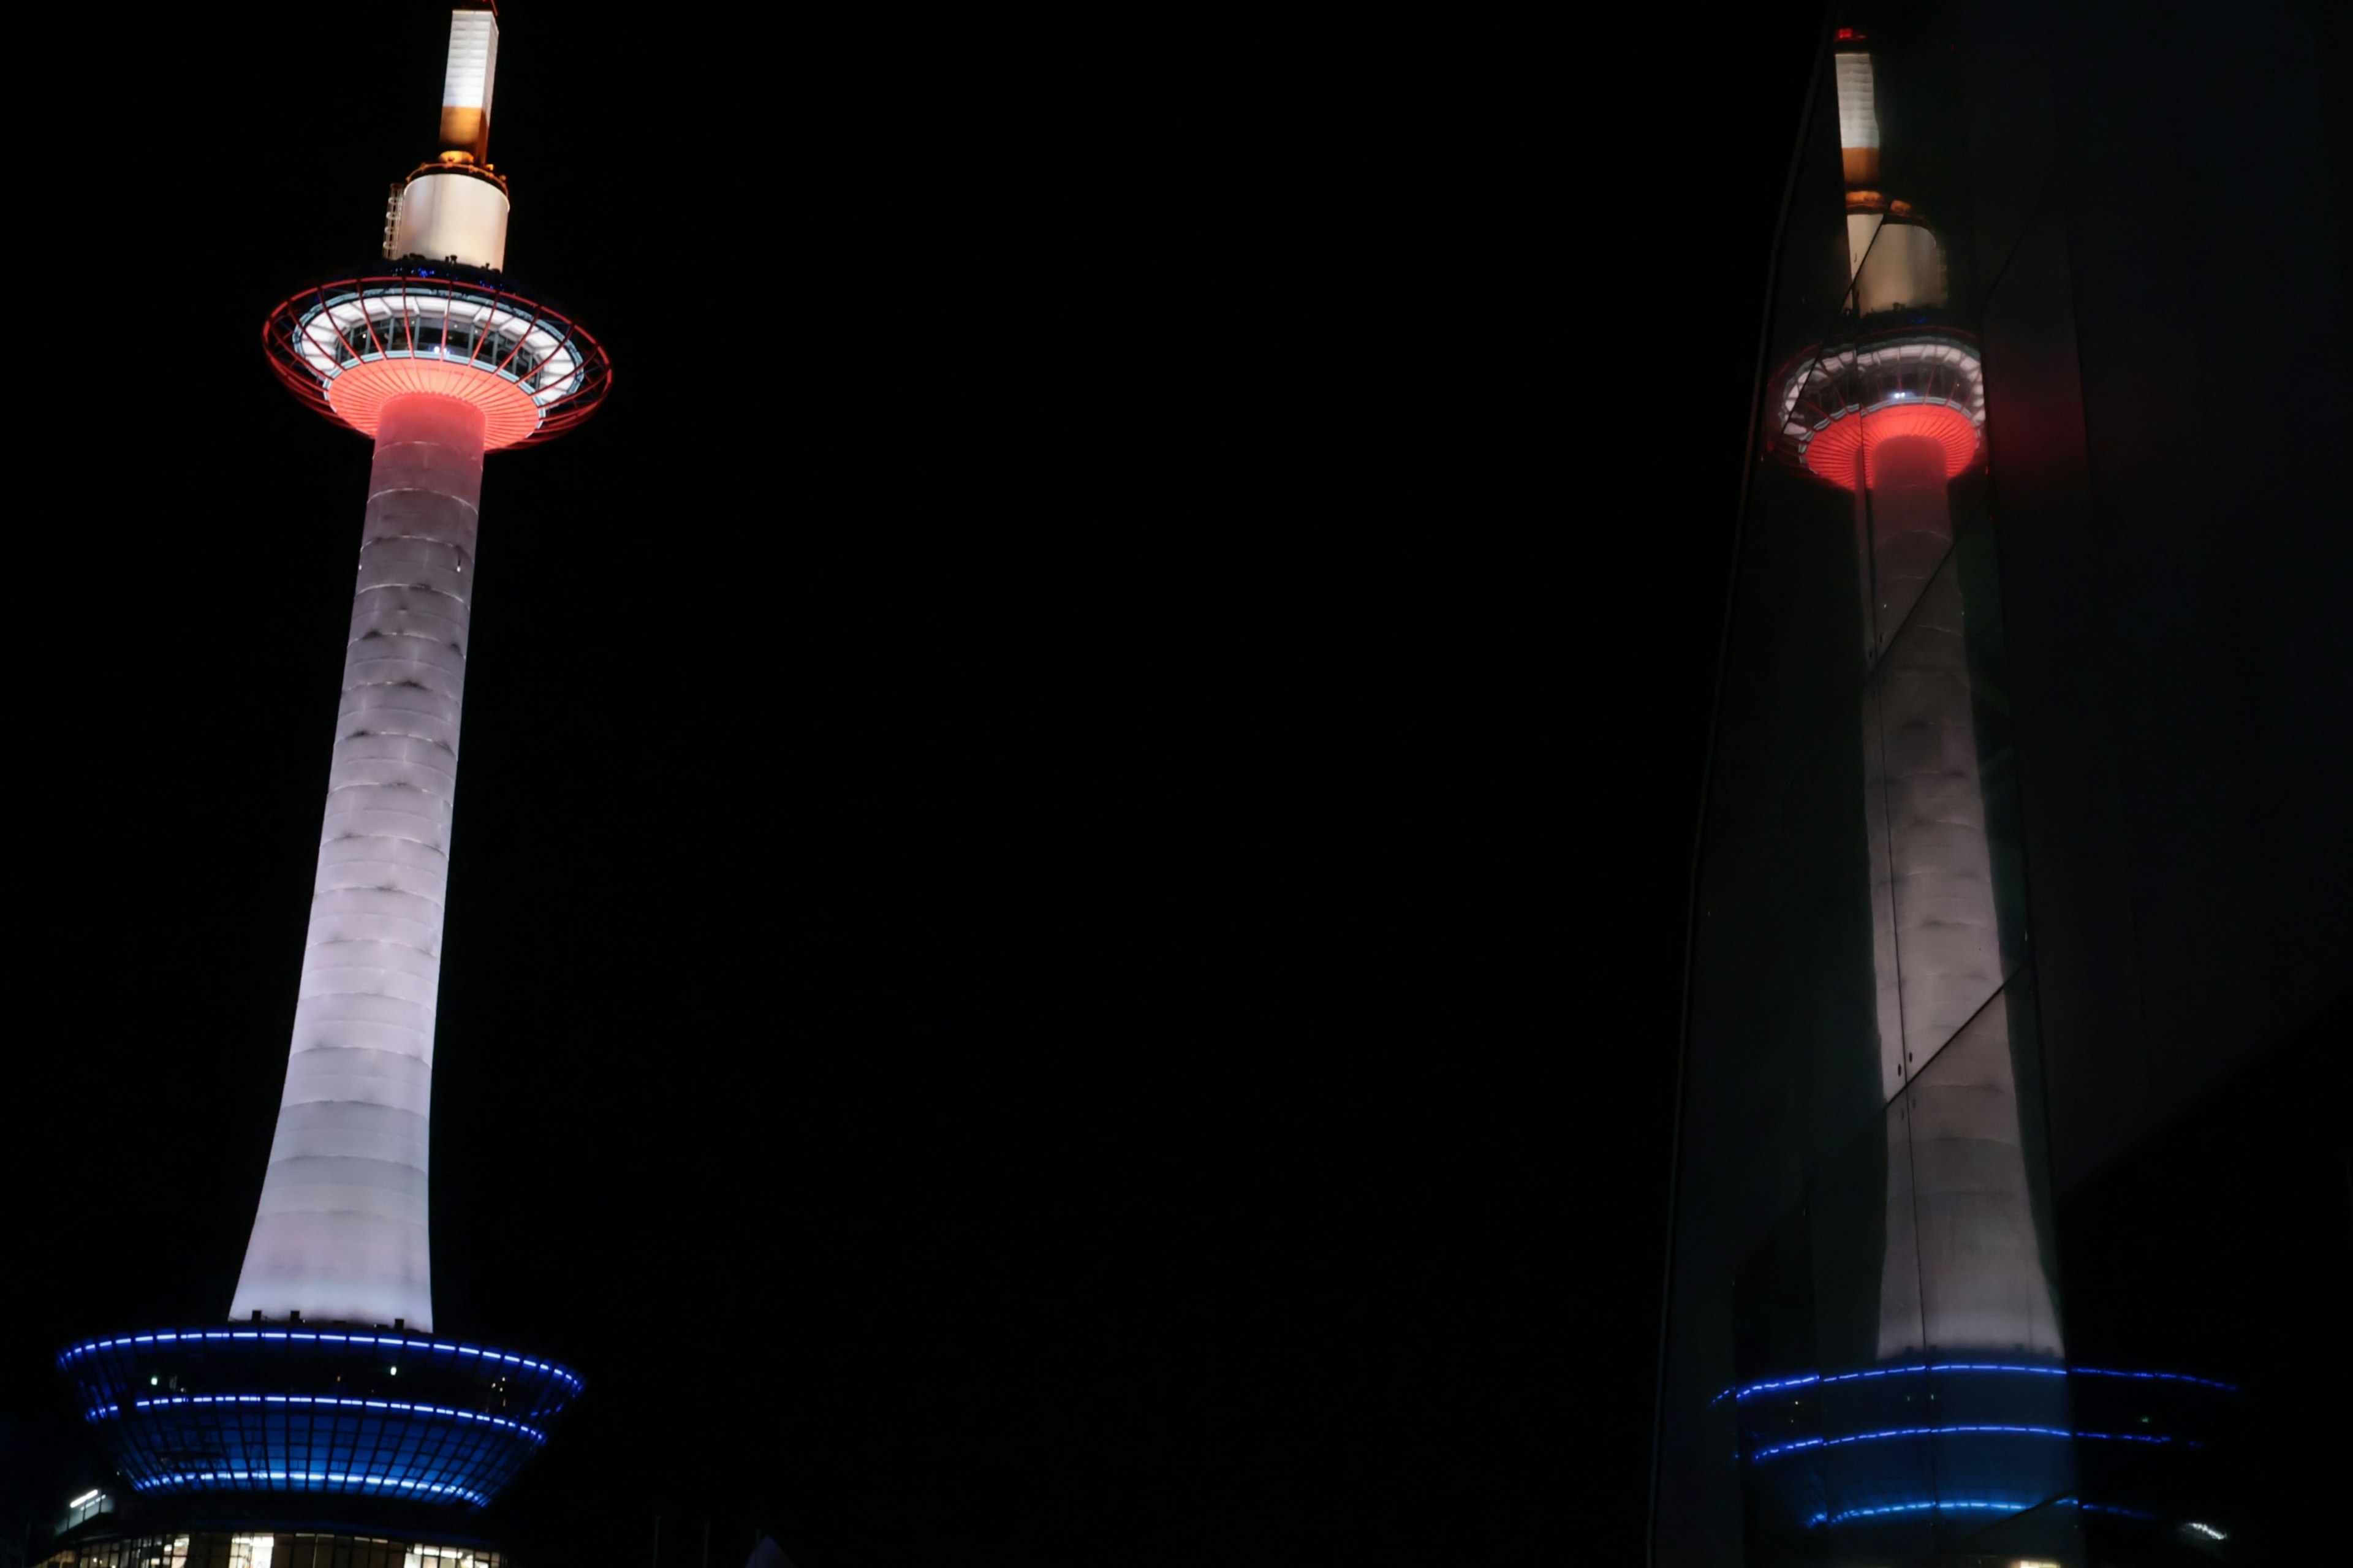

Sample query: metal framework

[1770,328,1985,490]
[264,268,612,450]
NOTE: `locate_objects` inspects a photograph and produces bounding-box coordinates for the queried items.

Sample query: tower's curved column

[232,393,488,1331]
[1858,434,2061,1359]
[1859,434,2004,1089]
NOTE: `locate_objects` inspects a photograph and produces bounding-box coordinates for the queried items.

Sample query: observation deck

[1771,327,1985,491]
[264,265,612,450]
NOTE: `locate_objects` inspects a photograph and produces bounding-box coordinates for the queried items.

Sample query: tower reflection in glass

[1750,26,2073,1553]
[1654,5,2324,1560]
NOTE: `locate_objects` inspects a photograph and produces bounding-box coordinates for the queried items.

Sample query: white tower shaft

[1857,435,2062,1359]
[232,393,489,1331]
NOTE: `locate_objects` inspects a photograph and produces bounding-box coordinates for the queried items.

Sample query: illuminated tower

[1773,34,2058,1363]
[1743,25,2067,1542]
[57,5,607,1532]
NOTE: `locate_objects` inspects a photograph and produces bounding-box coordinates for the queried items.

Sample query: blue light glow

[57,1330,583,1392]
[1808,1499,2026,1528]
[119,1393,545,1444]
[129,1471,488,1507]
[55,1327,583,1510]
[1799,1493,2165,1530]
[1714,1360,2236,1405]
[1752,1423,2185,1463]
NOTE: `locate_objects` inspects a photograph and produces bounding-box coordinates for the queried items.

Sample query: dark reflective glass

[1653,2,2346,1562]
[1946,1488,2086,1564]
[1651,40,1868,1551]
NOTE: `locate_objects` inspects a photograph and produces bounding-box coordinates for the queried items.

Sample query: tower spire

[387,4,513,268]
[438,4,501,165]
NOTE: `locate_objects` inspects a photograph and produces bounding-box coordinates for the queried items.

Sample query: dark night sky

[8,4,1821,1562]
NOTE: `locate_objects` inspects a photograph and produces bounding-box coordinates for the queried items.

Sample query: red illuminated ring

[1798,403,1979,491]
[325,359,546,448]
[264,271,611,451]
[1771,329,1984,492]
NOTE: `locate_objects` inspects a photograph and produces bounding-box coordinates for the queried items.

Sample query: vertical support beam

[232,393,487,1330]
[1859,435,2061,1358]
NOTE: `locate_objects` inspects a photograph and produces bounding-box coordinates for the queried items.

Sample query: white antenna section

[1835,49,1882,187]
[394,6,510,268]
[1835,52,1879,152]
[438,8,501,162]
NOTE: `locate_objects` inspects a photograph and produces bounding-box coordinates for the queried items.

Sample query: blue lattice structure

[1727,1361,2235,1542]
[59,1329,582,1509]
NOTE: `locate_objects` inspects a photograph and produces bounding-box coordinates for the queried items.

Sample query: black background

[6,3,1821,1562]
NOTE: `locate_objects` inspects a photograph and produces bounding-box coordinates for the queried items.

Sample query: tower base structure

[1726,1357,2239,1550]
[58,1328,581,1511]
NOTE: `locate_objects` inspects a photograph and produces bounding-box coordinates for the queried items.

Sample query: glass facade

[39,1531,503,1568]
[1652,1,2349,1562]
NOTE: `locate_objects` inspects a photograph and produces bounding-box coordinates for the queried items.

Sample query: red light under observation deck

[1800,401,1979,491]
[325,357,547,449]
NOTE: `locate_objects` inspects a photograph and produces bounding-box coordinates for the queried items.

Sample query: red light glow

[263,276,612,452]
[1801,403,1978,490]
[325,359,545,450]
